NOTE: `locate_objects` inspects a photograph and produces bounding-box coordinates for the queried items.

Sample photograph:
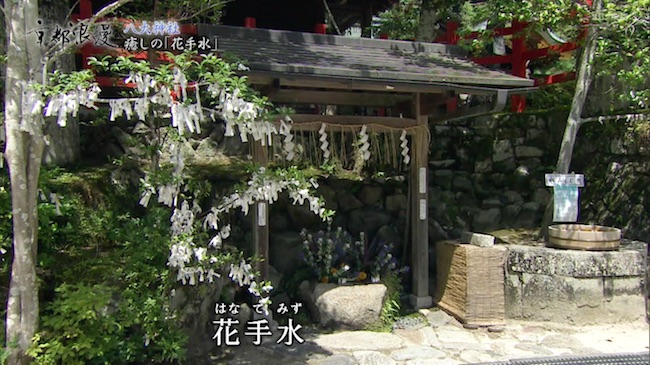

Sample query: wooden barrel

[547,224,621,251]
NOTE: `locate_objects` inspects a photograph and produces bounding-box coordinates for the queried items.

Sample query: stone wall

[574,120,650,241]
[427,110,566,237]
[266,177,409,277]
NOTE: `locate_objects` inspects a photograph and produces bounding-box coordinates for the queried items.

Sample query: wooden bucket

[547,224,621,251]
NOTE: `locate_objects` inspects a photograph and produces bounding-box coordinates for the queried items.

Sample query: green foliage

[595,0,650,109]
[374,0,421,40]
[364,271,403,332]
[87,51,270,111]
[528,82,576,110]
[28,283,184,365]
[112,0,225,24]
[0,167,189,365]
[458,0,649,113]
[379,271,402,322]
[41,70,97,96]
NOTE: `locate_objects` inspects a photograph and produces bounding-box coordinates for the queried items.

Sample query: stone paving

[216,308,649,365]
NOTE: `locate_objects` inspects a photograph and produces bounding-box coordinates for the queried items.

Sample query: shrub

[0,167,188,365]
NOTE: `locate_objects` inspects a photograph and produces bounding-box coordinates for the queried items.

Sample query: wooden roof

[198,25,535,94]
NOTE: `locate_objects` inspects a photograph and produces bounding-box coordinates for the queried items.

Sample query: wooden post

[251,141,269,280]
[446,91,458,113]
[446,21,460,45]
[409,93,433,309]
[511,20,527,113]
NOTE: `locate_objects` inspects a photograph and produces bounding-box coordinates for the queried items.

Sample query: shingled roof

[197,25,535,92]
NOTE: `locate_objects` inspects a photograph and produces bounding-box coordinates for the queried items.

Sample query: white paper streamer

[400,130,410,165]
[359,125,370,161]
[279,121,296,161]
[108,99,133,121]
[319,123,330,161]
[44,84,100,127]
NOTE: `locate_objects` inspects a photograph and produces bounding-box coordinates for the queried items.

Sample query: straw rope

[254,121,430,171]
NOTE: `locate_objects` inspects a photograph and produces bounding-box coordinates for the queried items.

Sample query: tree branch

[580,111,650,124]
[171,2,228,23]
[63,0,81,26]
[91,0,134,22]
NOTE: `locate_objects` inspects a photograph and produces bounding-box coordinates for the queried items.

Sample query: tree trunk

[4,1,45,364]
[540,0,601,240]
[40,0,80,166]
[416,0,445,42]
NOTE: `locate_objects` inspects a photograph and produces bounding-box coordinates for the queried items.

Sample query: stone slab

[419,326,442,347]
[461,231,496,247]
[506,243,645,277]
[435,328,480,344]
[314,354,358,365]
[393,328,427,346]
[390,346,446,361]
[353,351,397,365]
[406,360,460,365]
[313,331,405,352]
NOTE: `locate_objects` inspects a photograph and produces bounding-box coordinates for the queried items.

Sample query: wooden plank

[409,93,431,308]
[285,114,419,129]
[256,79,280,97]
[472,54,513,65]
[524,42,579,60]
[247,74,506,95]
[280,77,408,93]
[534,72,576,86]
[266,89,412,107]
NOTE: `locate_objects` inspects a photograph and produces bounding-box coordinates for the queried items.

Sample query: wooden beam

[264,89,412,107]
[277,114,420,132]
[247,74,506,95]
[434,89,509,124]
[419,93,447,116]
[256,78,280,96]
[409,92,432,309]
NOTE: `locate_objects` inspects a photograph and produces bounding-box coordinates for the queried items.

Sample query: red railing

[431,0,592,112]
[433,18,587,112]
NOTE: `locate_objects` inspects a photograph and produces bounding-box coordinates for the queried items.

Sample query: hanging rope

[264,121,430,172]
